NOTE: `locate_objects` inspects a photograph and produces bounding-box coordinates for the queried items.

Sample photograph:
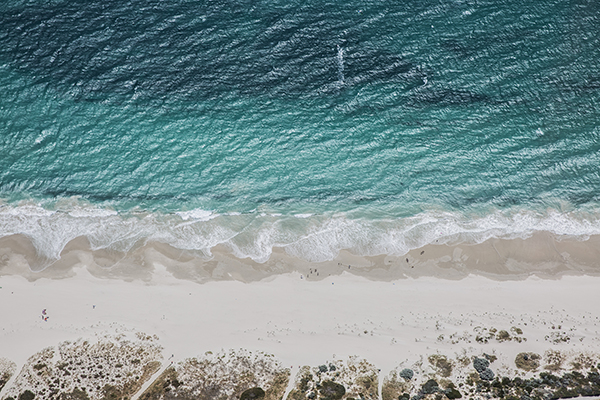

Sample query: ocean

[1,0,599,267]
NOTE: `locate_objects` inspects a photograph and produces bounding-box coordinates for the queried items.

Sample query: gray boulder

[399,368,414,381]
[473,357,490,373]
[479,368,494,381]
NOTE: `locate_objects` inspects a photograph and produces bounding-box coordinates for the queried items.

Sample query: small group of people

[41,308,49,322]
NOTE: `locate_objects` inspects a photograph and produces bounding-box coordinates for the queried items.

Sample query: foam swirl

[1,202,599,269]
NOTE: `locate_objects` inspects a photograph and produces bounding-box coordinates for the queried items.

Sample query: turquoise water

[1,0,599,264]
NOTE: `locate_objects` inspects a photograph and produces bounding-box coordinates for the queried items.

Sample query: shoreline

[1,231,599,282]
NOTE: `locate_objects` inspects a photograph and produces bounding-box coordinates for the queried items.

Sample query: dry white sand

[1,263,600,372]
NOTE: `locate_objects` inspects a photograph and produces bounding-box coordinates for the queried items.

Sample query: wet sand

[1,231,599,282]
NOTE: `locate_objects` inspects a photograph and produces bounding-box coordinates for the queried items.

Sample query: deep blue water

[1,0,599,264]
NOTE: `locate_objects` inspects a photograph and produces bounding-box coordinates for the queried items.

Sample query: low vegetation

[288,357,378,400]
[2,332,162,400]
[0,358,16,392]
[2,333,599,400]
[138,349,289,400]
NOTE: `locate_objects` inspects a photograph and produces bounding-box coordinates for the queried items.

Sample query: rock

[473,358,490,373]
[319,380,346,400]
[479,368,494,381]
[399,368,414,381]
[240,387,265,400]
[446,388,462,399]
[422,379,439,394]
[19,392,35,400]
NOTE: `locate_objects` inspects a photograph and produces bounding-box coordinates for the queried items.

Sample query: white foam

[536,128,544,137]
[336,44,344,83]
[293,213,313,219]
[68,207,118,218]
[34,128,56,144]
[175,208,215,221]
[0,204,55,217]
[1,202,600,268]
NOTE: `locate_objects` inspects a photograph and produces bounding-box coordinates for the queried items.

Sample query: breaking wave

[1,201,600,269]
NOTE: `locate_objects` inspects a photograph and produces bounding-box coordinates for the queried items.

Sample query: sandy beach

[2,0,599,397]
[1,235,600,399]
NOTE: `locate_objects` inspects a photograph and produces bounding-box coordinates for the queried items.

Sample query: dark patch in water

[409,87,491,107]
[551,76,600,95]
[0,0,418,102]
[440,39,474,59]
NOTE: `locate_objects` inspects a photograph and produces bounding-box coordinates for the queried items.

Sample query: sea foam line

[1,204,600,267]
